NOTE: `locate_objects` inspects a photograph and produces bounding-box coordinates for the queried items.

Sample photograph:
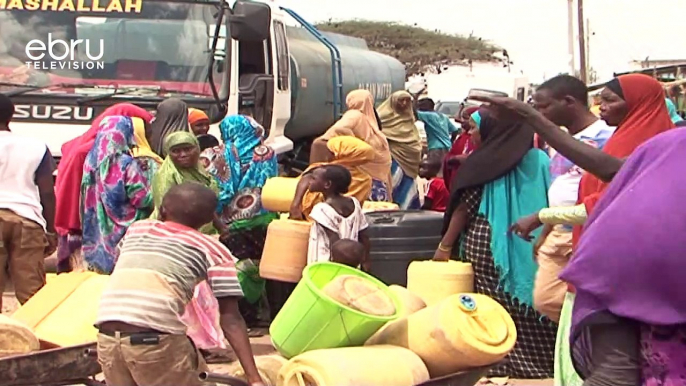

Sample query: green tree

[316,20,501,75]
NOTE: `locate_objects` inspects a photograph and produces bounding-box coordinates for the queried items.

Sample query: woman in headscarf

[433,109,557,379]
[665,97,683,124]
[80,116,153,274]
[200,114,278,260]
[310,89,393,202]
[559,129,686,386]
[189,108,211,136]
[150,131,221,234]
[290,136,375,221]
[443,106,479,191]
[482,74,675,385]
[149,98,190,157]
[546,75,673,386]
[377,90,422,209]
[131,116,163,182]
[197,115,277,332]
[55,103,152,273]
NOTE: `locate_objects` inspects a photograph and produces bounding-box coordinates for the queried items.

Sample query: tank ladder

[280,7,344,119]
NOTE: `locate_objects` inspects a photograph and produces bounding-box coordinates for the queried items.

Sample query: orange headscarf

[321,89,393,194]
[573,74,675,244]
[301,136,375,220]
[188,108,209,125]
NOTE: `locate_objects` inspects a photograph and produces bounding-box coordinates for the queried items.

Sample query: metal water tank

[285,26,406,141]
[366,210,445,286]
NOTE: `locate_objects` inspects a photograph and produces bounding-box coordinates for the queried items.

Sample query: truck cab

[0,0,404,167]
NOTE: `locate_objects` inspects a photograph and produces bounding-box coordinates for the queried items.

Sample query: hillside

[315,20,501,75]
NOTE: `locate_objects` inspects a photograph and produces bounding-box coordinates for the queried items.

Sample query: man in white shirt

[511,75,615,322]
[0,94,58,310]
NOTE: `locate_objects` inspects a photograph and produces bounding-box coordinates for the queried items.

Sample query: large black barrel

[366,210,445,286]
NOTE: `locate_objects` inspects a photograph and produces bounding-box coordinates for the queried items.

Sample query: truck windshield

[435,101,462,117]
[0,0,228,100]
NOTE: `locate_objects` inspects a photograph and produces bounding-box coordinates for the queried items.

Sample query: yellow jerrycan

[277,345,430,386]
[260,218,311,283]
[407,260,474,306]
[261,177,299,213]
[365,293,517,377]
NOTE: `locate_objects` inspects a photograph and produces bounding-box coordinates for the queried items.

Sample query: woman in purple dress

[561,128,686,385]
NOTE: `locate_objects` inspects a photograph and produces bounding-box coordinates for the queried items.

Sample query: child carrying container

[306,165,370,270]
[419,158,449,212]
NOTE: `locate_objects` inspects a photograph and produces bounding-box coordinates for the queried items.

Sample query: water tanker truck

[0,0,405,168]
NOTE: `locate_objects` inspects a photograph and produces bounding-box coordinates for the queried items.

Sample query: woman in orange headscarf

[574,74,674,228]
[290,136,375,220]
[310,89,393,201]
[482,74,674,238]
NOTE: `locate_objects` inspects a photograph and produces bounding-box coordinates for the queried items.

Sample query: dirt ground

[2,290,552,386]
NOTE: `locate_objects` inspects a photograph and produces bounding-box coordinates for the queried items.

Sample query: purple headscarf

[561,128,686,333]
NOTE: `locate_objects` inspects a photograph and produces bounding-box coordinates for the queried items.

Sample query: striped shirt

[95,220,243,334]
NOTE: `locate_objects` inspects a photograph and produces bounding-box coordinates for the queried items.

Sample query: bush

[316,20,500,75]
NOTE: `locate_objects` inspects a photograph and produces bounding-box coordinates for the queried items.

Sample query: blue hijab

[665,98,683,124]
[216,115,277,225]
[470,111,482,129]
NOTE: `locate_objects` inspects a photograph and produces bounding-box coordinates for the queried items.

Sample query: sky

[280,0,684,84]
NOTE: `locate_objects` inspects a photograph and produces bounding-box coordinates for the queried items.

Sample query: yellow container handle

[457,294,509,346]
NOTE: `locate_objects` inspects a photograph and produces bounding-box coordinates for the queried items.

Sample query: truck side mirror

[228,0,271,42]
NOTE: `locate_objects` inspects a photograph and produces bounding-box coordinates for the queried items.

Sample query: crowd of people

[0,86,456,385]
[433,73,684,385]
[0,95,269,385]
[1,70,684,386]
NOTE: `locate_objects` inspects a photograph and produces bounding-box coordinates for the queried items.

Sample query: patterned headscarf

[83,116,137,181]
[210,115,277,224]
[56,103,152,234]
[80,116,152,273]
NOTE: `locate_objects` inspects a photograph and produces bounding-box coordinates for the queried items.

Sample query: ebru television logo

[25,33,104,70]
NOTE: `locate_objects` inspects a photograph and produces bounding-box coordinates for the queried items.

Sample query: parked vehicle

[0,0,405,169]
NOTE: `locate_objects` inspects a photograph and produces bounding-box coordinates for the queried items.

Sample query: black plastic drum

[366,210,444,286]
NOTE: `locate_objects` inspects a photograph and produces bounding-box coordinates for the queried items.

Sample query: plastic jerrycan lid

[371,212,398,225]
[457,294,509,346]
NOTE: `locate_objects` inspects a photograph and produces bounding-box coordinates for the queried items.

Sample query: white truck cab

[1,0,404,168]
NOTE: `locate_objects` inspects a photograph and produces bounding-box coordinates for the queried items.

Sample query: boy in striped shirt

[95,183,264,386]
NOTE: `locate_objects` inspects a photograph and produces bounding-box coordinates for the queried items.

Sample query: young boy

[306,165,370,267]
[419,158,450,212]
[95,183,264,386]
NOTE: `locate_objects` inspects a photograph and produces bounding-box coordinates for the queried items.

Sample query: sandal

[247,328,265,338]
[200,349,234,364]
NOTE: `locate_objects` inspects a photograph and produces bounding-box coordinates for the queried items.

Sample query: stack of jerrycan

[269,261,431,386]
[263,260,516,385]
